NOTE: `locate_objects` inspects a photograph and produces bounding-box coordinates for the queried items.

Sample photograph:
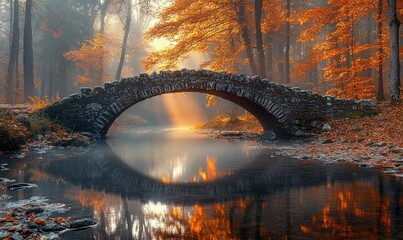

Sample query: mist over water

[109,92,245,129]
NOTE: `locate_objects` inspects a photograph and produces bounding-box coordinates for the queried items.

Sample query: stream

[0,127,402,239]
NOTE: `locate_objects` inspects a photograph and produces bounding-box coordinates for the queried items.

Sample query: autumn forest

[0,0,401,104]
[1,1,403,239]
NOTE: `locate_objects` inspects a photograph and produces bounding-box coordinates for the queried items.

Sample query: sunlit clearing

[162,93,207,128]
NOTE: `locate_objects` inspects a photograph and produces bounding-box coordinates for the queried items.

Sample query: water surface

[0,127,402,239]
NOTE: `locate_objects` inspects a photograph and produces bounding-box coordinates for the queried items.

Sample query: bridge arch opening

[104,91,284,137]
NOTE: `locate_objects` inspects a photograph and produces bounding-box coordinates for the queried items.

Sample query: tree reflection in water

[12,143,402,240]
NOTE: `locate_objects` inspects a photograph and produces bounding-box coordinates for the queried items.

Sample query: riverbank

[0,106,89,153]
[277,103,403,171]
[201,103,403,172]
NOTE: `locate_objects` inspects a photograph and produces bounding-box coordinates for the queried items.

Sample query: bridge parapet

[43,69,364,139]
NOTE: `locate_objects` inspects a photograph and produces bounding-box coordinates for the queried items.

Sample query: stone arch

[42,69,359,139]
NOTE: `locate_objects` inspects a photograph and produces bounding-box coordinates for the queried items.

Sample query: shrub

[0,119,27,151]
[26,112,52,137]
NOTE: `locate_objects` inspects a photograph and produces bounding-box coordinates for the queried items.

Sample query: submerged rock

[261,131,276,140]
[0,178,15,184]
[69,218,97,229]
[0,232,10,239]
[11,233,24,240]
[25,207,45,215]
[7,183,38,191]
[42,224,65,232]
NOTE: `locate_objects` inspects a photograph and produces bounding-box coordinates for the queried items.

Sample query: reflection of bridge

[42,143,376,205]
[43,69,361,138]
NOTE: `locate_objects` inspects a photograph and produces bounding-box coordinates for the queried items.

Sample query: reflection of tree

[152,202,242,239]
[198,157,218,182]
[66,188,152,239]
[300,180,393,239]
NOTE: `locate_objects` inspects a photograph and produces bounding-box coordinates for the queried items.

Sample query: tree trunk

[278,40,285,83]
[235,0,257,76]
[48,67,54,98]
[100,0,109,34]
[14,41,20,103]
[5,0,19,104]
[58,58,67,97]
[99,0,109,85]
[388,0,400,103]
[254,0,265,77]
[116,0,132,81]
[40,62,46,97]
[23,0,35,102]
[266,36,273,82]
[285,0,291,84]
[377,0,385,101]
[9,0,13,48]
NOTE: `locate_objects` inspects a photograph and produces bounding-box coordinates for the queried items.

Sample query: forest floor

[199,103,403,171]
[277,103,403,171]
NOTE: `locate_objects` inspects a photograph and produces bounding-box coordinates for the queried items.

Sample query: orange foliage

[29,96,51,110]
[144,0,238,71]
[64,34,111,85]
[323,103,403,148]
[297,0,381,99]
[144,0,286,73]
[3,215,14,222]
[34,218,46,226]
[205,94,217,108]
[29,95,61,110]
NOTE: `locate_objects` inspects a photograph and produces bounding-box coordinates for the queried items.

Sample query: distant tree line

[0,0,150,103]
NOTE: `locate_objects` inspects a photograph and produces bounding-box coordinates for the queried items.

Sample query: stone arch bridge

[43,69,362,139]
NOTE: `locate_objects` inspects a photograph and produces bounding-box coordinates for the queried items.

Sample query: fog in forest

[0,0,402,123]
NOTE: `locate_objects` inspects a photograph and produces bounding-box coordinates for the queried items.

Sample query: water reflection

[106,127,258,183]
[0,129,402,239]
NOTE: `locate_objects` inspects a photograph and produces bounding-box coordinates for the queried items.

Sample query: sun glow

[161,93,208,128]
